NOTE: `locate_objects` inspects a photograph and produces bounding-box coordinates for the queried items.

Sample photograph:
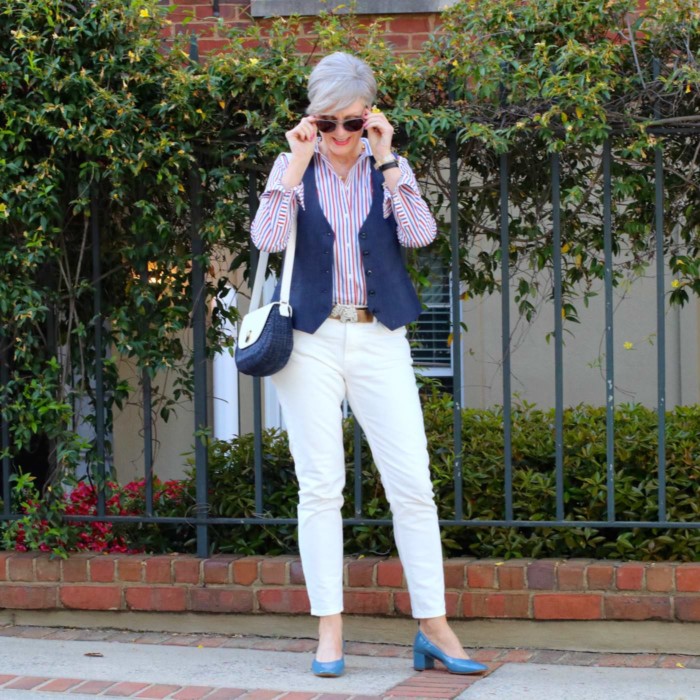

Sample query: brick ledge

[0,553,698,622]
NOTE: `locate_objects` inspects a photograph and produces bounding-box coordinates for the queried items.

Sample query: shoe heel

[413,650,435,671]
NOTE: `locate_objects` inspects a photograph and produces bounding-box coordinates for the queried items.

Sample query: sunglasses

[315,117,365,134]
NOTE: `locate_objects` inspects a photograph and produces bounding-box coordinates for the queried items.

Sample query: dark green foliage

[187,396,700,562]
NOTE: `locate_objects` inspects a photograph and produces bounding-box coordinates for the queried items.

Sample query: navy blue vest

[273,158,423,334]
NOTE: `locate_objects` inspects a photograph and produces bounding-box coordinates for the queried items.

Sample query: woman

[250,52,486,679]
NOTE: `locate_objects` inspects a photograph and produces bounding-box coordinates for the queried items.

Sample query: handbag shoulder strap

[248,213,297,313]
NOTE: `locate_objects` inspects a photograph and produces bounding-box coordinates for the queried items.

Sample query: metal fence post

[91,186,106,516]
[653,57,667,522]
[603,139,616,521]
[551,153,565,521]
[1,336,10,516]
[190,164,210,558]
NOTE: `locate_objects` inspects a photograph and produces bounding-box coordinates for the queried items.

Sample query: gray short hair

[306,52,377,115]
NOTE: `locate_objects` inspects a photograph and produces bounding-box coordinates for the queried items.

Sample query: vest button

[369,290,376,296]
[362,250,369,256]
[366,269,373,275]
[327,231,332,236]
[359,232,367,239]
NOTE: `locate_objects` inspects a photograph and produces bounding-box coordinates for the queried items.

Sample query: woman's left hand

[363,107,394,161]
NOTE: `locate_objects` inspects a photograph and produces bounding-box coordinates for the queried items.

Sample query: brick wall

[164,0,440,56]
[1,552,699,622]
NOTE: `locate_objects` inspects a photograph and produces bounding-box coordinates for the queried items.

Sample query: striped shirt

[250,138,437,306]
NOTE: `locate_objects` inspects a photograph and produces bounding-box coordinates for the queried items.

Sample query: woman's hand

[285,116,318,164]
[281,116,318,190]
[363,107,394,161]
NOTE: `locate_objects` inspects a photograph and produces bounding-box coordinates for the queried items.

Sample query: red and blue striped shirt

[251,139,437,306]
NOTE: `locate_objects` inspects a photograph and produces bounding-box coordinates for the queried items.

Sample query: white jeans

[271,318,446,618]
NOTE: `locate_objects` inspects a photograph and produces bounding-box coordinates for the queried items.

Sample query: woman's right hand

[285,116,318,164]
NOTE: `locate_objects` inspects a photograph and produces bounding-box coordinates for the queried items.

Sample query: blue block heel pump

[311,656,345,678]
[413,630,487,675]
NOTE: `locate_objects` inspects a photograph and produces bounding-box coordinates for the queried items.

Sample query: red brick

[0,585,57,609]
[196,38,229,54]
[204,691,246,700]
[260,556,294,585]
[463,592,530,619]
[343,590,392,615]
[388,15,432,34]
[60,585,122,611]
[377,559,404,588]
[444,591,460,617]
[384,33,411,50]
[145,556,173,584]
[106,682,152,697]
[117,556,146,582]
[526,560,558,590]
[676,597,700,622]
[195,4,222,20]
[466,562,497,589]
[126,587,186,612]
[37,678,83,692]
[62,554,93,583]
[90,557,116,583]
[676,564,700,592]
[409,33,431,50]
[557,560,590,591]
[394,591,412,616]
[0,551,11,581]
[203,559,230,585]
[257,588,309,614]
[189,588,254,613]
[587,563,615,590]
[233,557,260,585]
[136,685,184,699]
[35,556,61,582]
[290,560,305,585]
[604,595,672,621]
[533,593,603,620]
[616,563,645,591]
[443,559,468,589]
[7,553,39,581]
[174,558,201,584]
[346,558,378,587]
[646,564,674,593]
[5,677,52,690]
[71,680,117,694]
[497,561,527,590]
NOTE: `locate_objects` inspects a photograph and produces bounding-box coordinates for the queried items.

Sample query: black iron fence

[2,69,699,559]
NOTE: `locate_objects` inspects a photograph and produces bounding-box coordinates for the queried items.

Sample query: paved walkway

[0,625,699,699]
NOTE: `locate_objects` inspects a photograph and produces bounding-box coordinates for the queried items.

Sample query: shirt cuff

[267,182,305,210]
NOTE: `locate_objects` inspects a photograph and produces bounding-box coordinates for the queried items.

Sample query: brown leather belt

[328,305,374,323]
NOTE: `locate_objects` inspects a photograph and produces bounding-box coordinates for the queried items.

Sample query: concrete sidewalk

[0,625,699,700]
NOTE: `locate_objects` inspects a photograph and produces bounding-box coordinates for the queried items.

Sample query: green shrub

[191,394,700,562]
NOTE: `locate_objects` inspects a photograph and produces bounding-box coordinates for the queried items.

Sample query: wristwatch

[374,153,399,172]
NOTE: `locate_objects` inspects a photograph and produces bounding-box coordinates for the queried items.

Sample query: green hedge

[199,394,700,562]
[3,394,698,560]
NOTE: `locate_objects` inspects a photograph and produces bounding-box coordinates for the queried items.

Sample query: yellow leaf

[624,341,634,350]
[139,9,149,18]
[446,332,454,347]
[686,84,692,94]
[576,107,583,119]
[219,101,226,109]
[575,254,582,267]
[561,243,571,254]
